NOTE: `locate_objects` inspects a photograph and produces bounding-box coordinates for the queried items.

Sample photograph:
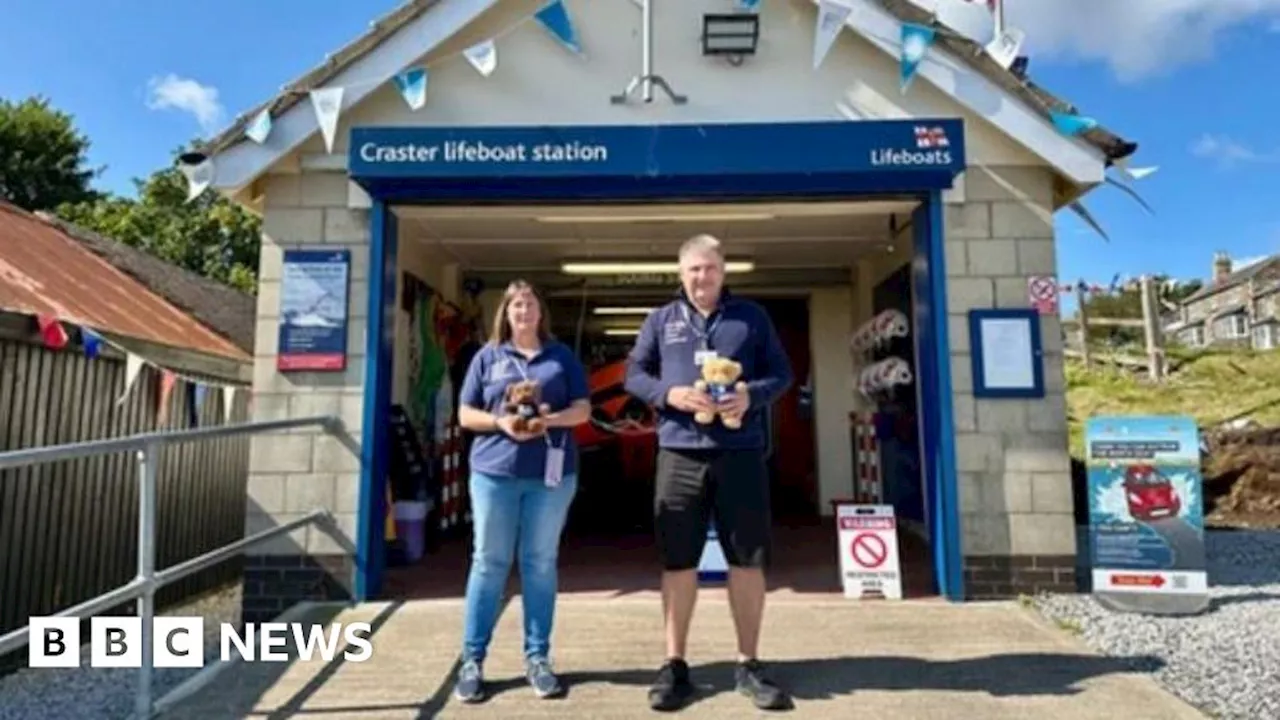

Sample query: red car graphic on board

[1123,464,1182,522]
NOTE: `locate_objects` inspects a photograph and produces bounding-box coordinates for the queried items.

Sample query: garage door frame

[349,119,966,602]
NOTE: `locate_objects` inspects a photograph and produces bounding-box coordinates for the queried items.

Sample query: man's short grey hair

[678,233,725,263]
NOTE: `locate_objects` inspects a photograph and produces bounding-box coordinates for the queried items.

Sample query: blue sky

[2,0,1278,300]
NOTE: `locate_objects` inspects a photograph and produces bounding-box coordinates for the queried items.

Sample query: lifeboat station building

[189,0,1138,618]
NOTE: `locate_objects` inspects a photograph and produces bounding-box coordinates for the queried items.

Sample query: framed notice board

[968,308,1045,399]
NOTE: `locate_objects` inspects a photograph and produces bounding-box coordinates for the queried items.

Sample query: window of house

[1254,324,1274,350]
[1212,315,1247,339]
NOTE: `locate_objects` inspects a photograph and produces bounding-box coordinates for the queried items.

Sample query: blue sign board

[1084,415,1208,614]
[278,249,351,372]
[347,119,965,184]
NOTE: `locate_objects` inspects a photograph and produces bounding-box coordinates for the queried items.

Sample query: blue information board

[1084,415,1209,614]
[277,249,351,372]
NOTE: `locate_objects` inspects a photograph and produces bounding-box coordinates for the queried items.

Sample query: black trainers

[735,659,791,710]
[526,657,564,698]
[648,658,695,711]
[454,659,485,703]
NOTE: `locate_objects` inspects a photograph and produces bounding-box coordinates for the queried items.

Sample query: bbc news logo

[28,617,373,668]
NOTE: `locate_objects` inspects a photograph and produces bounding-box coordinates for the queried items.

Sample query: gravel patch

[1034,529,1280,720]
[0,582,242,720]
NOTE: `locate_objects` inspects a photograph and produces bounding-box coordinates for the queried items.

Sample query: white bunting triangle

[223,386,238,424]
[178,157,214,203]
[118,353,144,405]
[245,108,273,144]
[1113,156,1159,182]
[813,0,853,70]
[464,39,498,77]
[985,28,1025,70]
[310,87,345,154]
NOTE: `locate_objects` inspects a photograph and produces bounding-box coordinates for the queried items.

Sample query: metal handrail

[0,415,344,470]
[0,415,346,719]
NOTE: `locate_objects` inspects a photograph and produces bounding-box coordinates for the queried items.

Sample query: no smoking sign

[1028,275,1059,315]
[834,503,903,600]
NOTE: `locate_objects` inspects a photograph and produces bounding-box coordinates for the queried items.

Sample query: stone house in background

[1167,252,1280,350]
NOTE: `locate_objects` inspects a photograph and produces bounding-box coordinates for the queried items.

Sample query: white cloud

[1000,1,1280,81]
[1190,134,1280,168]
[145,74,225,134]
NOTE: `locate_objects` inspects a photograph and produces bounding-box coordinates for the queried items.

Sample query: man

[624,233,794,712]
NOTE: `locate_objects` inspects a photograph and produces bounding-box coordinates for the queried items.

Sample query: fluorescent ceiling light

[604,328,642,336]
[593,306,657,315]
[536,212,775,223]
[561,261,755,274]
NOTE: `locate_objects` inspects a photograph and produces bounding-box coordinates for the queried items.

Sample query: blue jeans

[461,472,577,664]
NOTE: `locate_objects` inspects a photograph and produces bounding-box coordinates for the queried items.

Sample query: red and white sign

[1028,275,1059,315]
[835,503,902,600]
[1091,569,1208,595]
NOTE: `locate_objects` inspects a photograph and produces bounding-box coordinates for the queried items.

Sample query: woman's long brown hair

[488,280,553,345]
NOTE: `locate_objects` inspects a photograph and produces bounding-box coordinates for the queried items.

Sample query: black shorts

[654,447,771,571]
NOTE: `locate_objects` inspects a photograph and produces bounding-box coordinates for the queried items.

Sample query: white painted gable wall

[284,0,1042,170]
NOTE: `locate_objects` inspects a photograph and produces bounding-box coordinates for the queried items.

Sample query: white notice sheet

[979,318,1035,389]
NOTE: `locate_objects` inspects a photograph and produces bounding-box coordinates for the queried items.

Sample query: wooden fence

[0,329,251,672]
[1062,275,1168,381]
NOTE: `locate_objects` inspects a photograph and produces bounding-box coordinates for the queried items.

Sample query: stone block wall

[944,165,1078,599]
[242,170,370,623]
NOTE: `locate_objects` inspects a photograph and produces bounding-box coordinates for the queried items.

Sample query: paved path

[162,594,1206,719]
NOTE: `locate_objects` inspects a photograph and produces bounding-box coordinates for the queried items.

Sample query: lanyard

[680,303,720,350]
[509,351,560,449]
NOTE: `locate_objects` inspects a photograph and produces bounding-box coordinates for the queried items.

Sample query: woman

[453,280,590,703]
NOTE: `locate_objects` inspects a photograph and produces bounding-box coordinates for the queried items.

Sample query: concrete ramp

[161,594,1204,719]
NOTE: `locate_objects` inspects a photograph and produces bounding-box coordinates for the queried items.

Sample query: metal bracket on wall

[611,0,687,105]
[611,74,688,105]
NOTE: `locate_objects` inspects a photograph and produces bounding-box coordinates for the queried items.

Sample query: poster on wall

[1085,415,1209,615]
[277,249,351,371]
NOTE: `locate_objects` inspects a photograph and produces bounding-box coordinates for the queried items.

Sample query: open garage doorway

[375,200,940,601]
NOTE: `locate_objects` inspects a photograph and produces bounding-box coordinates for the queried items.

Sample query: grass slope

[1066,348,1280,456]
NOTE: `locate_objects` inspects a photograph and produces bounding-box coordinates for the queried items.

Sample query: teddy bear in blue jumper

[693,356,747,429]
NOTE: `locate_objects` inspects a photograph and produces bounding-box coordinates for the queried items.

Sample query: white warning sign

[836,503,902,600]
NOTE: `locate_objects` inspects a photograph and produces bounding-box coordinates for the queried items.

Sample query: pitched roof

[0,201,251,360]
[878,0,1135,162]
[34,212,258,355]
[199,0,442,159]
[194,0,1137,167]
[1183,256,1280,304]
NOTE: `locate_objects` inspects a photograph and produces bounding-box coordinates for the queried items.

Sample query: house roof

[34,212,258,355]
[879,0,1135,161]
[198,0,441,159]
[1182,256,1280,304]
[0,201,251,361]
[194,0,1137,170]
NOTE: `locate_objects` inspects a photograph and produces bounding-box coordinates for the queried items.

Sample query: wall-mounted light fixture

[604,327,643,337]
[701,13,759,65]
